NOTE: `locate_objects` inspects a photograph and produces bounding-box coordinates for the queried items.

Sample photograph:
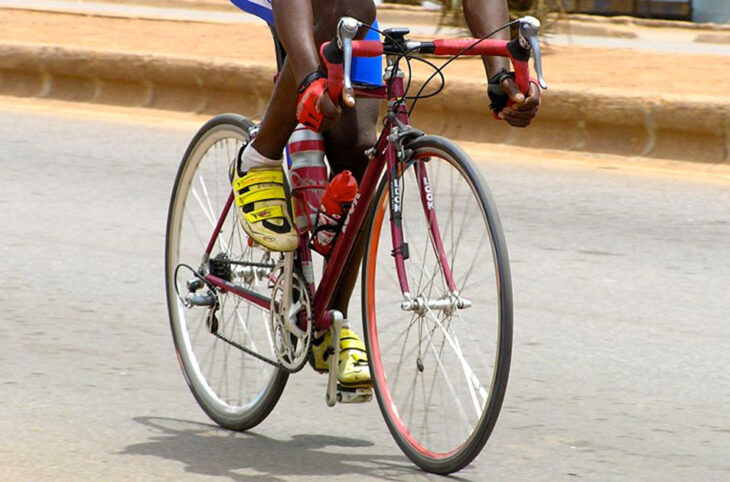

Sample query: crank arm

[325,311,346,407]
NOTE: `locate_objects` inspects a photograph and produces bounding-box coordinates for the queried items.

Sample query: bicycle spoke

[197,173,218,229]
[191,180,217,229]
[182,207,210,253]
[446,191,472,279]
[389,316,419,390]
[424,307,487,417]
[421,314,473,434]
[457,231,489,291]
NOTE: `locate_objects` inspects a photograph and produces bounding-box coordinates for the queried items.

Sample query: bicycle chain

[204,257,309,375]
[212,331,297,373]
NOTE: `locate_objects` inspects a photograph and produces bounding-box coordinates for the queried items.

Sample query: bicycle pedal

[336,386,373,404]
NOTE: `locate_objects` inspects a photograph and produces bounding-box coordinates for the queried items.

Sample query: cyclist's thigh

[311,0,378,180]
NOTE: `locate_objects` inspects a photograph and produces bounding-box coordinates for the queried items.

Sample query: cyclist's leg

[324,100,379,318]
[308,0,377,388]
[248,60,298,160]
[247,0,376,314]
[308,102,377,387]
[252,0,376,160]
[237,0,376,252]
[230,59,300,252]
[309,0,379,318]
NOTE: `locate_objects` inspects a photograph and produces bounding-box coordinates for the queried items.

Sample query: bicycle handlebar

[321,16,548,109]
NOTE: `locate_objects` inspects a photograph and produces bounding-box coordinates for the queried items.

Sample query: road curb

[1,42,727,164]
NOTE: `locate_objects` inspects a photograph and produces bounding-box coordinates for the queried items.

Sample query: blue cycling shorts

[351,23,383,87]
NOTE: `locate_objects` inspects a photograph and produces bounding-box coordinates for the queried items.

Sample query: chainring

[268,264,313,372]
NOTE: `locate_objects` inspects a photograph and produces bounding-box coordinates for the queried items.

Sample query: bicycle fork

[386,132,472,314]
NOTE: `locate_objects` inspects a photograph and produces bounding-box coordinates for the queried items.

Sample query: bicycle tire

[165,113,288,431]
[361,135,513,474]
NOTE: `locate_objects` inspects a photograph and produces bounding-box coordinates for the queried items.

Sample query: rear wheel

[362,136,512,474]
[165,114,287,431]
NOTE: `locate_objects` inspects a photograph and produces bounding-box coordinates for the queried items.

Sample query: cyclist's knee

[324,0,375,23]
[313,0,376,42]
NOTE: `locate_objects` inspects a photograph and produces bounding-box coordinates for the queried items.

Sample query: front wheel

[362,136,513,474]
[165,114,288,431]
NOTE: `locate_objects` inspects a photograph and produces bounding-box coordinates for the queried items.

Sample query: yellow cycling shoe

[310,327,372,389]
[230,164,299,253]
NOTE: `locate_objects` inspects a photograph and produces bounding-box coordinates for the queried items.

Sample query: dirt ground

[2,8,730,100]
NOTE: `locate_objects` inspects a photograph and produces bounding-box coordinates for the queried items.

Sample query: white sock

[240,143,281,172]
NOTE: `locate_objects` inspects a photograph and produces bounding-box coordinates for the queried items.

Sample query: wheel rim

[166,123,284,419]
[365,147,509,459]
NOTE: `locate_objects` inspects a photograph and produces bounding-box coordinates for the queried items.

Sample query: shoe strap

[234,169,284,191]
[235,186,287,207]
[245,205,286,224]
[339,330,368,363]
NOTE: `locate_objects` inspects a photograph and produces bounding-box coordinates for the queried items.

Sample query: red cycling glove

[296,72,327,131]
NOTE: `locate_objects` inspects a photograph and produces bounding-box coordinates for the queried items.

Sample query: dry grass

[430,0,565,32]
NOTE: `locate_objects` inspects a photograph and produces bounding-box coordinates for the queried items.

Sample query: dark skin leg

[313,0,379,319]
[314,0,379,314]
[324,100,379,318]
[252,0,378,319]
[252,0,375,160]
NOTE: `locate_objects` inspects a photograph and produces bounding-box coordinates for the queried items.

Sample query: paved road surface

[1,102,728,480]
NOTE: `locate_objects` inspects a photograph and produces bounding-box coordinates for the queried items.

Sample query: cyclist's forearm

[462,0,511,78]
[271,0,320,86]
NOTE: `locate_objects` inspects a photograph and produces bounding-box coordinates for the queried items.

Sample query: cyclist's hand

[296,72,342,132]
[498,78,540,128]
[316,89,342,131]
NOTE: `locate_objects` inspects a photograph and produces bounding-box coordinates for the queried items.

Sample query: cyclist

[229,0,540,392]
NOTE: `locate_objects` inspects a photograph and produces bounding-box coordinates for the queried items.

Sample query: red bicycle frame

[200,33,536,331]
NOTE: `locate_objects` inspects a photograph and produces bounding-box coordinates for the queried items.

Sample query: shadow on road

[122,416,448,481]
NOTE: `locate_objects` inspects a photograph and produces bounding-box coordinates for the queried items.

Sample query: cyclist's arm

[270,0,340,129]
[461,0,511,78]
[462,0,540,127]
[271,0,320,86]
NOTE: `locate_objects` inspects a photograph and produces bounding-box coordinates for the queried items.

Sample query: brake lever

[518,16,548,90]
[336,17,361,108]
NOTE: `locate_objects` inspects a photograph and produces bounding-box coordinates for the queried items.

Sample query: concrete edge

[5,4,730,38]
[556,13,730,32]
[694,33,730,44]
[0,6,247,25]
[0,42,727,164]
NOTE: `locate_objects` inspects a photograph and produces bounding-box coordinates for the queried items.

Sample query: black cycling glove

[487,69,515,115]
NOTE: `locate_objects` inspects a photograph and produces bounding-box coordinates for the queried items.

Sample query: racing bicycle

[165,16,547,474]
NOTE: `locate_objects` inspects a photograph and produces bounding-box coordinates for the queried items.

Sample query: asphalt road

[1,103,728,481]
